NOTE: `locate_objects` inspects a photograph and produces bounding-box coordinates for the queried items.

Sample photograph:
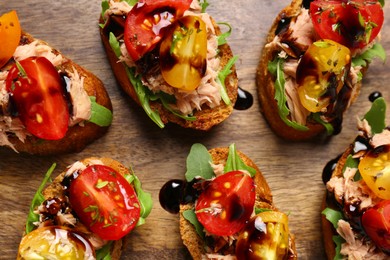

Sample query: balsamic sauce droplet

[234,87,253,110]
[369,91,382,102]
[159,179,185,214]
[322,155,341,184]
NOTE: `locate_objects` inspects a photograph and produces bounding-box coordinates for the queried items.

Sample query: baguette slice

[2,32,112,155]
[99,3,238,131]
[17,157,141,260]
[179,146,297,259]
[256,0,362,141]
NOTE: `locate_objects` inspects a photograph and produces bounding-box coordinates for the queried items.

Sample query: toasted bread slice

[179,146,297,259]
[17,157,139,260]
[1,32,112,155]
[256,0,362,141]
[99,3,238,131]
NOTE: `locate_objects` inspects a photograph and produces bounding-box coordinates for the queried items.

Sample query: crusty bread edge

[256,0,362,141]
[99,15,238,131]
[179,147,297,259]
[18,157,134,260]
[6,32,113,155]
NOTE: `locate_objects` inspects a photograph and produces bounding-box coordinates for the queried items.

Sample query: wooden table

[1,1,389,259]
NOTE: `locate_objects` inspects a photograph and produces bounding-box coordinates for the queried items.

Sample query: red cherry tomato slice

[195,171,256,236]
[310,0,384,50]
[68,165,141,241]
[5,57,69,140]
[0,10,21,68]
[124,0,192,61]
[361,200,390,251]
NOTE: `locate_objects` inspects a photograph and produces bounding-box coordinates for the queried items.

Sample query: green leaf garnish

[333,235,345,260]
[224,143,256,177]
[322,207,343,230]
[255,207,273,214]
[26,164,56,234]
[89,96,113,127]
[217,55,237,105]
[96,241,113,260]
[183,209,205,239]
[352,43,386,67]
[200,0,209,12]
[312,113,334,135]
[185,143,215,182]
[216,22,232,46]
[363,97,386,134]
[268,57,309,131]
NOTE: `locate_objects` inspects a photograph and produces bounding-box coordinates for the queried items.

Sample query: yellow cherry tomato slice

[296,39,351,112]
[160,15,207,91]
[0,10,21,68]
[359,145,390,199]
[236,211,290,260]
[17,226,95,259]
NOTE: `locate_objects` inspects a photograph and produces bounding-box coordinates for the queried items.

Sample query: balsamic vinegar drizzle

[234,87,253,110]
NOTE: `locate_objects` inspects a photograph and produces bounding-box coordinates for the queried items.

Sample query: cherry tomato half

[68,165,141,241]
[236,211,290,260]
[18,226,95,259]
[358,145,390,199]
[160,15,207,91]
[0,10,21,68]
[195,171,256,236]
[310,0,384,50]
[296,39,351,112]
[124,0,192,61]
[5,56,69,140]
[361,200,390,251]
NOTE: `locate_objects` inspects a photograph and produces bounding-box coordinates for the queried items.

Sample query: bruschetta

[0,11,113,155]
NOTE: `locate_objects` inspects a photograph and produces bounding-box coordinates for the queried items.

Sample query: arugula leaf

[88,96,113,127]
[322,207,343,230]
[185,143,215,182]
[217,55,238,105]
[200,0,209,12]
[224,143,256,177]
[101,0,110,22]
[312,113,334,135]
[363,97,386,134]
[333,235,345,260]
[125,168,153,226]
[255,207,273,214]
[151,91,196,121]
[123,0,138,6]
[352,43,386,67]
[183,209,205,239]
[96,241,113,260]
[216,22,232,46]
[26,164,56,234]
[268,57,309,131]
[108,32,165,128]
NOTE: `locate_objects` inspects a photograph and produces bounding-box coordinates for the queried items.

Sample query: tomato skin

[5,56,69,140]
[310,0,384,50]
[195,171,256,236]
[361,200,390,251]
[68,165,141,241]
[124,0,192,61]
[0,10,21,68]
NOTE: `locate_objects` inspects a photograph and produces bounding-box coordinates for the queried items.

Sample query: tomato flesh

[68,165,140,241]
[310,0,384,50]
[359,145,390,199]
[160,15,207,91]
[5,56,69,140]
[124,0,192,61]
[18,226,95,259]
[361,200,390,251]
[195,171,256,236]
[0,10,21,68]
[296,39,351,112]
[236,211,290,260]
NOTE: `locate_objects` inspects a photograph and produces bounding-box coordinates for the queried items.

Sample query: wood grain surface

[1,1,390,259]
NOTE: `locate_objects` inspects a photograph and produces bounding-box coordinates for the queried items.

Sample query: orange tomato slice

[0,10,21,68]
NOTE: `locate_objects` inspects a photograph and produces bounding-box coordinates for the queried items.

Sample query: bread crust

[256,0,362,141]
[3,32,112,155]
[179,147,297,259]
[99,13,238,131]
[18,157,133,260]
